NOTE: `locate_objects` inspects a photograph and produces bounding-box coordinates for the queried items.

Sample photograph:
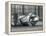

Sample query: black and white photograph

[11,4,43,32]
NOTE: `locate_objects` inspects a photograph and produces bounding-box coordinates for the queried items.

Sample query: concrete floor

[11,21,43,32]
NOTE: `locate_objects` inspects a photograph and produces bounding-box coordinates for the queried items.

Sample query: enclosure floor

[11,21,43,32]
